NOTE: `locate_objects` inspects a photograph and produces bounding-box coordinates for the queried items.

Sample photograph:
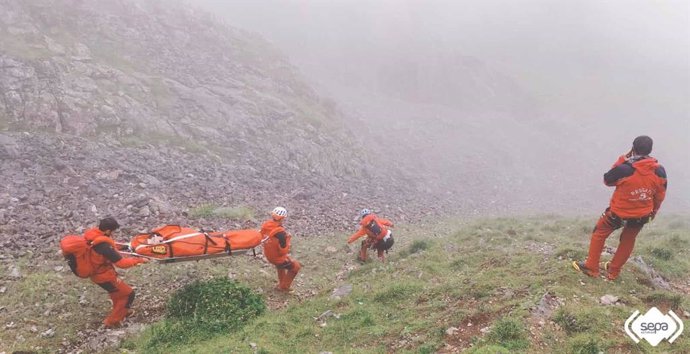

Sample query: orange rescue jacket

[604,155,667,219]
[84,228,144,282]
[348,214,393,244]
[261,220,291,265]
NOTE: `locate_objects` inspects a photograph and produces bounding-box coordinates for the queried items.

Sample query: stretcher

[117,225,266,264]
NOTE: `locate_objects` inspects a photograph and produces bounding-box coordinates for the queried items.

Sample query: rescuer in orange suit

[347,209,395,262]
[573,136,667,280]
[84,217,148,328]
[261,207,301,292]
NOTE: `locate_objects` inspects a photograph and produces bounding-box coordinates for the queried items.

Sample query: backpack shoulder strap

[90,236,115,248]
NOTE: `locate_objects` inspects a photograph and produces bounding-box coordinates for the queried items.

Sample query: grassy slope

[1,215,688,353]
[127,215,690,354]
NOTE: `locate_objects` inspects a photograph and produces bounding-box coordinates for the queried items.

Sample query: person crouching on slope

[261,207,301,292]
[347,209,395,262]
[85,217,148,328]
[573,136,667,280]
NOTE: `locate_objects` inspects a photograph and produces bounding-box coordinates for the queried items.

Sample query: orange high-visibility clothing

[347,214,393,244]
[83,228,145,326]
[583,209,644,279]
[584,155,668,279]
[261,219,300,290]
[605,155,667,219]
[261,220,291,265]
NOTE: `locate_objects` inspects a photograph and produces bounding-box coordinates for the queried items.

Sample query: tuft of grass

[568,335,602,354]
[553,308,602,334]
[400,239,432,257]
[373,283,422,303]
[486,318,529,350]
[450,258,466,270]
[409,239,432,254]
[341,308,376,327]
[144,278,265,349]
[553,247,587,260]
[188,204,254,220]
[189,203,216,218]
[468,283,494,299]
[212,206,255,221]
[466,345,512,354]
[650,247,673,261]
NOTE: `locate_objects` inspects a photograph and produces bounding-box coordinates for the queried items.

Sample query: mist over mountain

[195,0,690,213]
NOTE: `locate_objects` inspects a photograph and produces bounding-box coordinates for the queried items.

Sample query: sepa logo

[625,307,684,346]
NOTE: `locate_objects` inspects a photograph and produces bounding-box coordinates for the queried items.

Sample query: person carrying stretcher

[80,218,148,328]
[347,209,395,262]
[261,207,301,292]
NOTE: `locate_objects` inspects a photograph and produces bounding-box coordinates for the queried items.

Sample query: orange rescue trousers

[359,239,386,262]
[275,258,301,291]
[94,274,135,327]
[584,210,643,279]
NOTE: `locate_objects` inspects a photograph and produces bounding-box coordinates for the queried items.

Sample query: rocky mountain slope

[0,0,367,177]
[0,130,441,252]
[0,0,456,252]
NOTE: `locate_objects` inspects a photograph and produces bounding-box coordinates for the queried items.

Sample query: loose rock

[600,294,619,306]
[330,284,353,300]
[9,266,21,279]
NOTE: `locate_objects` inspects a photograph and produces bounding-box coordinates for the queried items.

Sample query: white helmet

[359,208,371,219]
[271,206,287,220]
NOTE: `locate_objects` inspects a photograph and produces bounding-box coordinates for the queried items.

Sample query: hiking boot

[104,321,122,329]
[275,286,295,294]
[572,261,598,278]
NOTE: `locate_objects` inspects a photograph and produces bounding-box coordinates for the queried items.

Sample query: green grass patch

[553,307,604,334]
[399,239,432,258]
[486,318,529,350]
[467,345,512,354]
[644,292,683,310]
[373,283,423,303]
[650,247,673,260]
[116,131,211,156]
[142,278,265,349]
[567,335,603,354]
[554,247,587,260]
[408,239,431,254]
[212,206,255,221]
[6,215,688,353]
[189,203,216,218]
[188,204,254,221]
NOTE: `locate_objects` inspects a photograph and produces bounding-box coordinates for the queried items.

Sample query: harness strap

[225,239,232,255]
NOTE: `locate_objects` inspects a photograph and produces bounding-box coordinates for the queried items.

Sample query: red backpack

[59,235,95,278]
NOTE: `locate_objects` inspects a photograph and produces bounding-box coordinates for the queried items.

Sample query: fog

[194,0,689,213]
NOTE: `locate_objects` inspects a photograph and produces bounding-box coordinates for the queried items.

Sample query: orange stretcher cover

[130,225,263,259]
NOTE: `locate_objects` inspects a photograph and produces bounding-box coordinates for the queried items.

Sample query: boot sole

[572,261,598,277]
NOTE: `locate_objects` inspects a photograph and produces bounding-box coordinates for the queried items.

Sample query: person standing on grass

[261,207,302,292]
[573,136,667,280]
